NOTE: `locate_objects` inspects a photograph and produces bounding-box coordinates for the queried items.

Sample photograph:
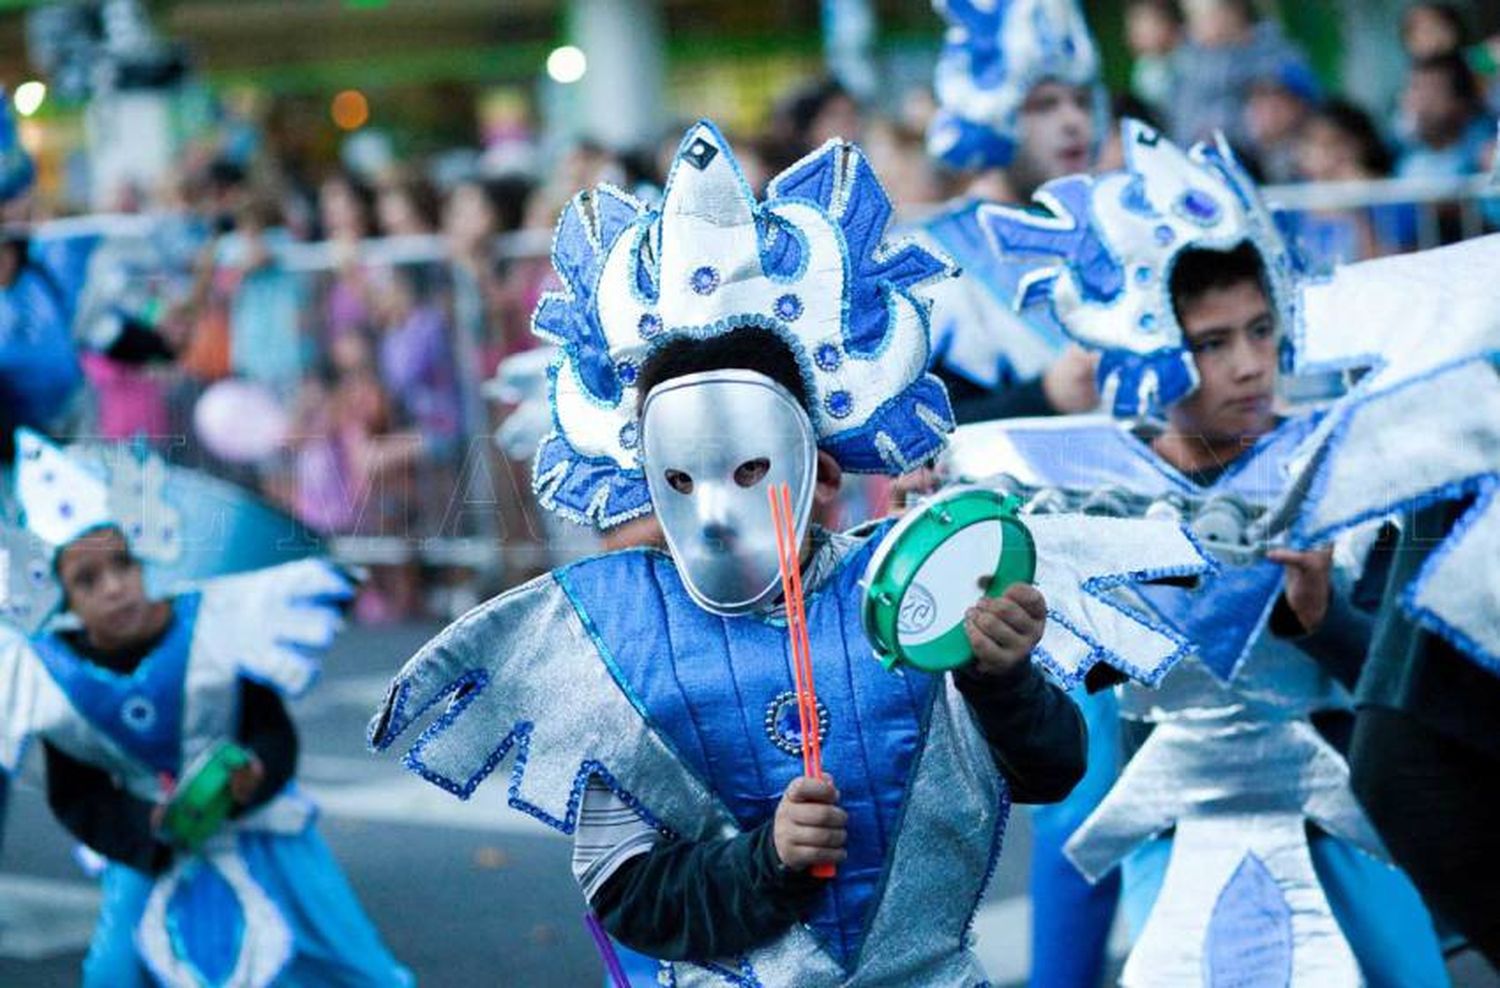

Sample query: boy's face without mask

[1169,278,1279,445]
[55,526,165,653]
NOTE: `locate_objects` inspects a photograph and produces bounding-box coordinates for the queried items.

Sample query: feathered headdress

[977,120,1300,418]
[532,120,957,529]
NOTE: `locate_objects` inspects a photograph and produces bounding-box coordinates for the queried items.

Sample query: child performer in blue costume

[919,0,1106,426]
[969,120,1448,986]
[920,6,1123,983]
[0,430,411,987]
[369,122,1210,987]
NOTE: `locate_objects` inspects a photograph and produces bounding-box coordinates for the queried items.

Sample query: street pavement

[1,621,1493,987]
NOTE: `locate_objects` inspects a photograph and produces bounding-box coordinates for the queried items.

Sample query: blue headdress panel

[532,121,957,529]
[977,120,1300,419]
[927,0,1101,171]
[0,90,35,204]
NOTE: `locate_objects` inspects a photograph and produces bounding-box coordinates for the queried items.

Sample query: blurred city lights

[546,45,587,85]
[13,81,47,118]
[331,89,370,131]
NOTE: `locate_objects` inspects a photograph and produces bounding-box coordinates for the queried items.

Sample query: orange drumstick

[768,483,835,880]
[779,484,825,775]
[774,485,822,773]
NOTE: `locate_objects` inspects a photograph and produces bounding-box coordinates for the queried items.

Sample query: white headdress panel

[1278,235,1500,671]
[927,0,1101,171]
[533,121,957,529]
[977,121,1299,418]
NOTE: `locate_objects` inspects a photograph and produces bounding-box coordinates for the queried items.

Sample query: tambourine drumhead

[162,741,253,851]
[862,487,1035,673]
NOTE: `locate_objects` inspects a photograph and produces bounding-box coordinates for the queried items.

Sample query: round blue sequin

[764,691,830,757]
[616,360,639,386]
[774,293,804,322]
[1139,312,1158,331]
[1153,225,1175,247]
[637,313,662,339]
[690,266,720,296]
[825,390,854,419]
[1177,190,1222,225]
[814,342,842,372]
[1134,266,1153,285]
[121,696,157,732]
[618,422,639,450]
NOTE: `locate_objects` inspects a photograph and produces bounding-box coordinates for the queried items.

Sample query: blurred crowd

[5,0,1497,622]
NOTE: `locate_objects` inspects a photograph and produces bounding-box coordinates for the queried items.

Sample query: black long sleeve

[1266,522,1398,692]
[952,660,1088,803]
[44,742,174,874]
[592,818,822,961]
[230,677,299,816]
[42,677,299,873]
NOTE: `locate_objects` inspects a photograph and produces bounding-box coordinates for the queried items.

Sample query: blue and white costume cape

[0,560,408,988]
[948,413,1405,984]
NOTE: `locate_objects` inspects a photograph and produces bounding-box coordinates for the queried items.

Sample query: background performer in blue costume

[0,430,411,988]
[967,119,1448,986]
[918,6,1123,982]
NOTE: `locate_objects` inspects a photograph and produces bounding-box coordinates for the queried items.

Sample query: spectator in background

[0,227,83,458]
[771,78,865,162]
[1396,52,1493,180]
[224,194,307,401]
[863,120,949,213]
[1293,100,1418,262]
[1168,0,1313,149]
[1243,60,1322,183]
[291,329,421,621]
[1125,0,1184,118]
[444,175,534,372]
[318,171,378,345]
[374,267,460,461]
[375,168,441,238]
[1400,1,1467,60]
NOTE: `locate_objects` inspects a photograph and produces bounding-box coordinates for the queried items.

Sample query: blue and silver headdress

[927,0,1101,171]
[2,429,182,633]
[532,121,957,529]
[977,120,1300,418]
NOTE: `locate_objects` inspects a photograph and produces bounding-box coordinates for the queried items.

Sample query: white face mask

[641,369,817,616]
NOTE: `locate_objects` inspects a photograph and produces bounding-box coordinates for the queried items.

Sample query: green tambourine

[161,741,253,852]
[861,486,1036,674]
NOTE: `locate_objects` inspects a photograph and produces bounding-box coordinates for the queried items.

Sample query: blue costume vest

[31,593,200,776]
[998,416,1322,680]
[556,532,986,970]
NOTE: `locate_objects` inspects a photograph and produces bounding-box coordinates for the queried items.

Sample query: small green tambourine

[161,741,253,852]
[861,487,1036,673]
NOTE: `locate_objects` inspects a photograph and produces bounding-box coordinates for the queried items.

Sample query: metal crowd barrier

[37,172,1497,601]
